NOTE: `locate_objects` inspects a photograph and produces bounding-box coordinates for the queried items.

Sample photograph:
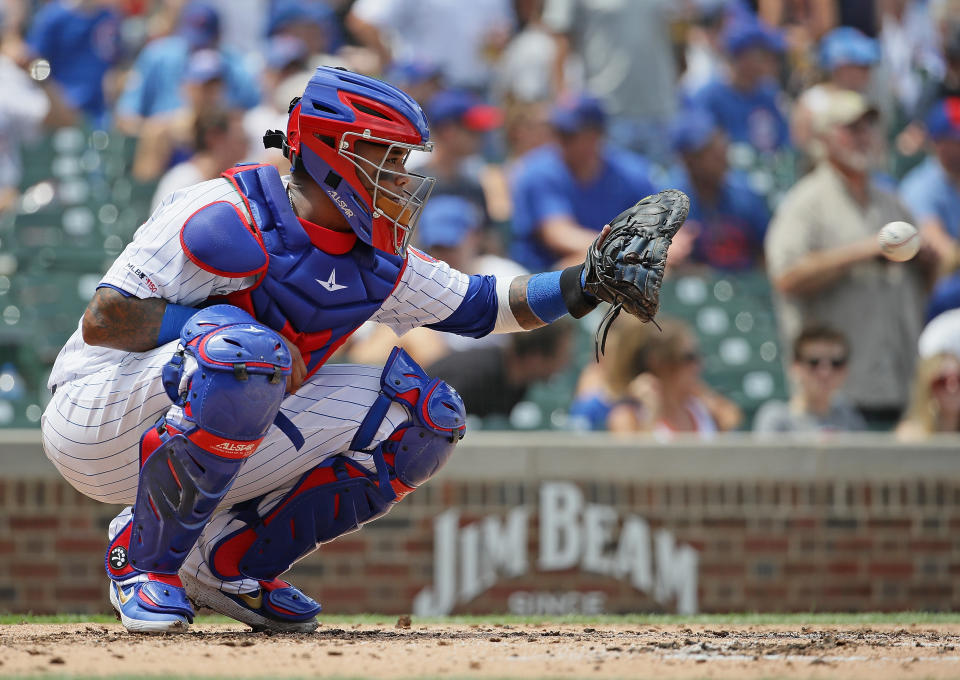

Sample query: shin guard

[206,347,466,583]
[106,306,291,579]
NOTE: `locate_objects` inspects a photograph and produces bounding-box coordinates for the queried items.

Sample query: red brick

[908,540,951,552]
[9,516,59,530]
[365,564,408,577]
[868,563,914,577]
[55,587,103,601]
[701,563,743,577]
[67,517,90,530]
[867,518,911,530]
[0,540,14,554]
[831,538,872,552]
[822,585,871,597]
[744,537,789,552]
[11,563,59,579]
[317,586,368,602]
[55,538,105,553]
[826,561,860,575]
[783,563,818,575]
[321,540,367,554]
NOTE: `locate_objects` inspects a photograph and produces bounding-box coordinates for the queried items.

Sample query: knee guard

[106,306,291,579]
[206,347,465,583]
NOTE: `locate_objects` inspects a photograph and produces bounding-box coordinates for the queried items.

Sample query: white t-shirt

[49,176,473,388]
[0,55,50,189]
[150,161,205,212]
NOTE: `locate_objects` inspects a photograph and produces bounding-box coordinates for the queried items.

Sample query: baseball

[878,221,920,262]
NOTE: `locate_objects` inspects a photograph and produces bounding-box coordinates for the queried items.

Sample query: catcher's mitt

[583,189,690,357]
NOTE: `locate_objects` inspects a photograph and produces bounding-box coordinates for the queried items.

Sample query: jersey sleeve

[98,180,256,305]
[371,247,491,336]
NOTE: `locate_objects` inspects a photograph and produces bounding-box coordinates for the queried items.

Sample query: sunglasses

[800,356,848,370]
[932,373,960,392]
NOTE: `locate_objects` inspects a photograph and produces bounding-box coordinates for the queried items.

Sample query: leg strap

[107,305,291,578]
[206,347,466,582]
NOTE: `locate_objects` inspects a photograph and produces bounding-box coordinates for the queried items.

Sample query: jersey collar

[297,217,357,255]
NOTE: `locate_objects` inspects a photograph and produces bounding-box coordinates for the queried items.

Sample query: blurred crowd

[5,0,960,439]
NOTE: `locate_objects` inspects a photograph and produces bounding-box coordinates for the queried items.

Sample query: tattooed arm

[81,287,167,351]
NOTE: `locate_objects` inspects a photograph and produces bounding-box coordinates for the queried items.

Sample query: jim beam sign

[413,481,699,616]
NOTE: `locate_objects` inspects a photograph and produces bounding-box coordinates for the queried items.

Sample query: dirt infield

[3,621,960,678]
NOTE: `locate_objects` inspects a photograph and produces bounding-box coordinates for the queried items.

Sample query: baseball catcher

[40,65,687,634]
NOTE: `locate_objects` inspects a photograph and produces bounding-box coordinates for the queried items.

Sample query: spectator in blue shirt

[690,16,790,154]
[901,98,960,268]
[666,109,771,271]
[509,94,657,271]
[26,0,121,127]
[115,3,259,134]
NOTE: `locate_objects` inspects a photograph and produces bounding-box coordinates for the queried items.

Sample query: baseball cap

[268,0,335,36]
[819,27,879,70]
[386,60,442,88]
[670,109,719,153]
[184,49,226,84]
[723,17,785,55]
[925,98,960,141]
[178,3,220,50]
[265,36,308,71]
[416,196,482,249]
[811,89,877,132]
[549,94,607,134]
[427,90,502,131]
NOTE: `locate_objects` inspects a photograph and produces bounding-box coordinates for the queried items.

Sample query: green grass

[4,612,960,626]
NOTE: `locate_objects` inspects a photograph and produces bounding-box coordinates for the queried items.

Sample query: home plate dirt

[3,622,960,678]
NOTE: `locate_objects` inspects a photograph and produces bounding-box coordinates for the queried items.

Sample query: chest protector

[180,164,405,378]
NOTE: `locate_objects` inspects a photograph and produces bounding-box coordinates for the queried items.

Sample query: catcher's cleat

[181,571,321,633]
[109,575,194,634]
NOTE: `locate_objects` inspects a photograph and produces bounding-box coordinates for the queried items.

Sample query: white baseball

[878,221,920,262]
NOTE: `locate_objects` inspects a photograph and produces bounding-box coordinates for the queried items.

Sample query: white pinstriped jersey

[48,176,471,390]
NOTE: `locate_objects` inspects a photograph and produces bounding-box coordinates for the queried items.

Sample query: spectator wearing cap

[115,3,259,133]
[900,98,960,269]
[765,88,933,429]
[792,27,880,153]
[347,0,515,91]
[690,17,790,154]
[509,94,657,272]
[347,195,527,368]
[25,0,121,127]
[267,0,342,58]
[665,109,771,271]
[385,61,444,110]
[243,36,310,164]
[416,90,503,227]
[131,49,232,182]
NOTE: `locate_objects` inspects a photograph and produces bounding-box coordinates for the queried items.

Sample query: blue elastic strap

[526,270,568,324]
[157,303,199,346]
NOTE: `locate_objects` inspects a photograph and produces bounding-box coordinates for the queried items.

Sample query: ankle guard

[107,306,290,578]
[206,347,466,582]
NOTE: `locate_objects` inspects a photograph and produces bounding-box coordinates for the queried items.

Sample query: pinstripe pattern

[41,176,477,601]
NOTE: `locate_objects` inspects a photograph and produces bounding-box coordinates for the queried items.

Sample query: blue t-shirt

[27,2,121,120]
[900,156,960,239]
[690,79,790,153]
[115,36,260,118]
[509,144,657,271]
[666,166,771,270]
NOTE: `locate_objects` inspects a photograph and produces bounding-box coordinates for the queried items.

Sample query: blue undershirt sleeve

[525,270,568,324]
[157,303,199,345]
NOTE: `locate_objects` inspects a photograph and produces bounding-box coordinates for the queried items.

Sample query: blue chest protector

[181,164,405,377]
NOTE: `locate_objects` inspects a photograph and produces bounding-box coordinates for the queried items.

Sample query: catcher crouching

[40,65,689,634]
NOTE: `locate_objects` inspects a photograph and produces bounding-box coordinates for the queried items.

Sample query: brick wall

[1,434,958,615]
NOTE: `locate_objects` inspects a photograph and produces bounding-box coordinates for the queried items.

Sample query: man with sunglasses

[765,89,933,429]
[40,66,681,634]
[754,325,866,434]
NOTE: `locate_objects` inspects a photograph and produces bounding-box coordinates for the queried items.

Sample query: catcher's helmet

[268,66,435,255]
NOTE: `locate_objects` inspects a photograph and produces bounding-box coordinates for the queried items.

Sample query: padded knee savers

[207,347,466,583]
[118,306,292,576]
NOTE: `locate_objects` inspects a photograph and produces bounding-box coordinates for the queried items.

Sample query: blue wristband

[157,303,199,345]
[525,270,569,324]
